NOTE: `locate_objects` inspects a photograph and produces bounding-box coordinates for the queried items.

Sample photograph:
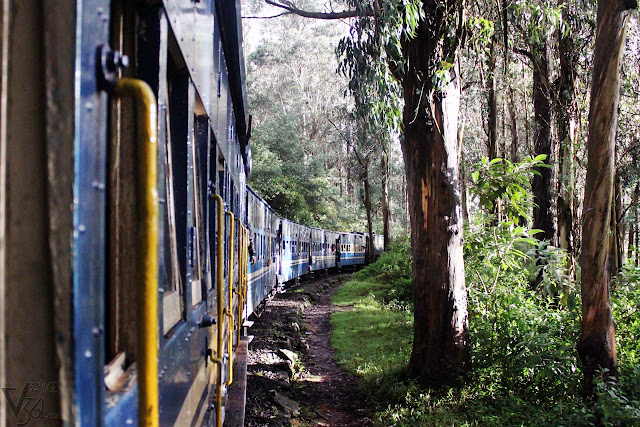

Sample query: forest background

[241,0,640,424]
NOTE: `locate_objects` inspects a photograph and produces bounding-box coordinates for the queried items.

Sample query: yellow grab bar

[236,224,244,344]
[225,211,235,386]
[243,228,249,307]
[208,193,224,427]
[113,78,159,427]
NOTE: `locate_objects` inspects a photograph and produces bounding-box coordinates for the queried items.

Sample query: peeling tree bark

[263,0,470,386]
[578,0,636,397]
[402,32,469,385]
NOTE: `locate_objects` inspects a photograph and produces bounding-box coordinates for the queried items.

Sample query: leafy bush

[470,155,549,223]
[328,165,640,425]
[465,215,582,399]
[353,236,412,306]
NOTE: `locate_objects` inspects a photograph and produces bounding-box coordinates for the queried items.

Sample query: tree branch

[264,0,373,19]
[243,12,292,19]
[513,47,533,60]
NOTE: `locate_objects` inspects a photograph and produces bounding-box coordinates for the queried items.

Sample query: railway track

[242,274,372,427]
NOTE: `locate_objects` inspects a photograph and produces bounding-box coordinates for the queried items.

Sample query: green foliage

[352,237,412,306]
[470,155,550,222]
[613,262,640,379]
[592,371,640,427]
[529,240,575,303]
[330,222,640,425]
[331,279,413,388]
[249,115,340,226]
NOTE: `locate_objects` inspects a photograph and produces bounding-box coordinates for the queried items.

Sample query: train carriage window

[162,47,190,335]
[189,93,208,307]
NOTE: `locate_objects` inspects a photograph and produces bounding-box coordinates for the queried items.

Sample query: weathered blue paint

[73,0,111,424]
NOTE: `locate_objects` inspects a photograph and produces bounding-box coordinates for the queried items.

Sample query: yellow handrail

[236,224,244,344]
[244,228,249,309]
[224,211,235,386]
[208,193,224,427]
[113,78,159,427]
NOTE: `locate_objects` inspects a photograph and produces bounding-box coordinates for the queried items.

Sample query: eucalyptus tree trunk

[362,160,375,263]
[578,0,636,396]
[508,86,518,162]
[631,183,640,265]
[607,171,624,277]
[486,37,498,160]
[557,24,577,277]
[401,28,469,386]
[381,149,390,251]
[628,211,635,264]
[609,186,619,276]
[531,39,554,245]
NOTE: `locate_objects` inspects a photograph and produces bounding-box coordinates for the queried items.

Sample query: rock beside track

[243,273,373,427]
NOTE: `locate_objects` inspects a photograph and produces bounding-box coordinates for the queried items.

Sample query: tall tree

[578,0,636,397]
[486,36,499,160]
[381,142,391,251]
[531,38,554,246]
[266,0,471,384]
[556,10,577,277]
[400,31,469,385]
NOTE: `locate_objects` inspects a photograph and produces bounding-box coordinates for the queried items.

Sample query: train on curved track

[0,1,382,426]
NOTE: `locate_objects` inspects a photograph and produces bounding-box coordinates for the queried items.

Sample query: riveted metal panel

[73,0,111,424]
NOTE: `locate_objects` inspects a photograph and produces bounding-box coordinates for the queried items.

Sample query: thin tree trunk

[610,185,619,277]
[631,183,639,265]
[636,185,639,265]
[346,141,352,198]
[628,204,635,264]
[508,86,518,162]
[381,148,390,251]
[402,41,469,385]
[402,172,409,234]
[578,0,635,397]
[615,172,623,272]
[501,97,507,159]
[460,153,470,224]
[557,21,577,278]
[487,38,498,160]
[363,160,375,263]
[532,39,554,245]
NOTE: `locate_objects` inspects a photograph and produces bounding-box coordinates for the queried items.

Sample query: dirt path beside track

[243,274,372,427]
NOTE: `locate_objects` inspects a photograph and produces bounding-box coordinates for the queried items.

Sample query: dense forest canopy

[241,0,639,421]
[242,3,408,234]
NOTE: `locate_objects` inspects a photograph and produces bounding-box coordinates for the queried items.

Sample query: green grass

[331,278,395,307]
[329,277,585,426]
[330,279,413,381]
[329,235,640,426]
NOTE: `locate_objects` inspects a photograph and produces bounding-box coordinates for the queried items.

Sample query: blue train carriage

[324,230,341,269]
[354,233,367,265]
[338,232,367,267]
[14,0,256,425]
[310,227,328,272]
[246,186,280,314]
[280,219,312,282]
[105,1,252,426]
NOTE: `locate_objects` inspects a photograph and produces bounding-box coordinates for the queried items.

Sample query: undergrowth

[330,232,640,426]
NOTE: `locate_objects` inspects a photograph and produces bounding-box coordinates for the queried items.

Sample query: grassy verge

[331,278,412,390]
[329,240,640,426]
